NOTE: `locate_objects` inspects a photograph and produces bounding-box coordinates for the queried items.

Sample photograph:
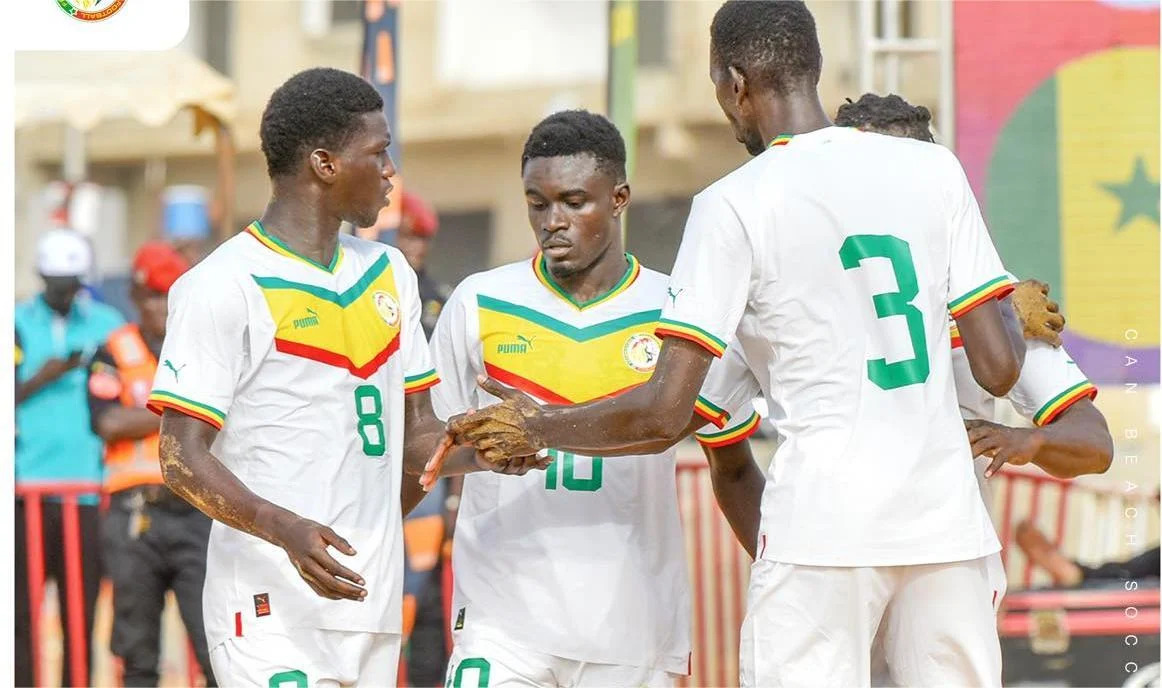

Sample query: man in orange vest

[87,242,216,686]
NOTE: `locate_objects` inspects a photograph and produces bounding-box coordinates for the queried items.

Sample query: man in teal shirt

[15,228,123,687]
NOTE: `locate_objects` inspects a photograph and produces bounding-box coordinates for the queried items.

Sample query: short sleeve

[394,256,440,395]
[694,342,763,436]
[146,272,247,430]
[657,188,751,358]
[86,345,123,432]
[1006,341,1097,426]
[428,284,477,420]
[943,151,1015,318]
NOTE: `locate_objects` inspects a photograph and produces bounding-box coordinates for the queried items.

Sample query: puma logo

[516,334,536,350]
[667,287,684,305]
[163,359,186,381]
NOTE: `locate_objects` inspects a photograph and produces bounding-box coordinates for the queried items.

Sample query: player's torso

[452,257,690,668]
[728,129,994,565]
[202,229,408,639]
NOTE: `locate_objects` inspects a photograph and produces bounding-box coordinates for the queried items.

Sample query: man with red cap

[397,191,452,338]
[86,242,216,686]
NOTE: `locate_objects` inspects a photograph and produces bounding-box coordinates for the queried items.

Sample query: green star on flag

[1098,156,1159,231]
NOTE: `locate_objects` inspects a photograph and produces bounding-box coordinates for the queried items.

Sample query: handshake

[419,376,552,491]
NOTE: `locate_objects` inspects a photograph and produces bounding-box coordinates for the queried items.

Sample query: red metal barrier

[17,482,102,688]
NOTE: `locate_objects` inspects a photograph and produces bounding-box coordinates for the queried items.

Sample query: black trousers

[103,495,216,686]
[15,498,102,688]
[407,561,449,687]
[1079,545,1162,582]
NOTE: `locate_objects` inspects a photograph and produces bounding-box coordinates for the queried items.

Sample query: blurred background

[12,1,1160,686]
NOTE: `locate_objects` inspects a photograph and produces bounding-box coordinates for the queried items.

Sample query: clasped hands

[420,376,552,491]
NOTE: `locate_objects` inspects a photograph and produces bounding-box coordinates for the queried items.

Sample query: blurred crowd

[14,187,455,686]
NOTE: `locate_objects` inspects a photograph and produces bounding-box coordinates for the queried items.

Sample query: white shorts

[209,628,401,687]
[447,628,679,688]
[741,558,1000,688]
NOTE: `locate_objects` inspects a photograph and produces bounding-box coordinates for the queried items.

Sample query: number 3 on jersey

[839,234,929,390]
[354,385,386,456]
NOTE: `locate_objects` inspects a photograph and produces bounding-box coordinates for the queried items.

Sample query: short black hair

[835,93,935,143]
[521,110,627,182]
[711,0,822,96]
[260,68,384,178]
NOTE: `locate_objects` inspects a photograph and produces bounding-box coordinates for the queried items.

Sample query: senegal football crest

[623,333,661,372]
[56,0,126,21]
[374,291,400,327]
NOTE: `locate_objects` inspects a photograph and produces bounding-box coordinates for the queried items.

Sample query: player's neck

[553,244,630,305]
[260,194,342,267]
[755,94,833,146]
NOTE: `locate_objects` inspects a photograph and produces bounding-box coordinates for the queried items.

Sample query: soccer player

[441,2,1028,685]
[146,68,523,687]
[429,109,756,688]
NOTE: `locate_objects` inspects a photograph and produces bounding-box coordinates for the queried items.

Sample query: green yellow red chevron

[253,253,401,379]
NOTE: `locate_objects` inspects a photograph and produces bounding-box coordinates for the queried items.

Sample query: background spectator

[88,242,216,686]
[15,228,124,687]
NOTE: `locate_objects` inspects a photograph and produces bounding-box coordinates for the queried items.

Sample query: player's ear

[309,149,338,184]
[612,181,630,218]
[728,65,748,108]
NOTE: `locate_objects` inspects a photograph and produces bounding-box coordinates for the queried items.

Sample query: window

[637,0,669,67]
[625,196,691,275]
[332,0,364,25]
[426,209,493,287]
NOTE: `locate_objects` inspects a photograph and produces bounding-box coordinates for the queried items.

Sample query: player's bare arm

[447,337,714,461]
[954,297,1025,396]
[967,398,1112,479]
[158,410,368,602]
[702,440,765,559]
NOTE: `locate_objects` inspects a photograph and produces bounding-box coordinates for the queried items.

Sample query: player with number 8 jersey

[144,68,454,687]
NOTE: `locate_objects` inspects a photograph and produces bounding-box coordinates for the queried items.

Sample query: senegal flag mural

[956,0,1159,384]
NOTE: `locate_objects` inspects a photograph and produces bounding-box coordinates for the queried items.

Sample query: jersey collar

[245,220,344,274]
[768,133,794,148]
[532,252,641,311]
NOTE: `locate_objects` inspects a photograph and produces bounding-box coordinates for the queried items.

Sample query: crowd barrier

[21,458,1159,687]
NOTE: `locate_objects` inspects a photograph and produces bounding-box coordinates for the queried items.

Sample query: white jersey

[431,254,718,673]
[950,322,1098,516]
[670,127,1013,567]
[148,222,438,650]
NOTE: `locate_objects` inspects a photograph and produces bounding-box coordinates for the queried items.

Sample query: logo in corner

[623,333,661,373]
[56,0,127,21]
[253,592,271,618]
[373,291,400,327]
[163,359,186,382]
[667,286,684,306]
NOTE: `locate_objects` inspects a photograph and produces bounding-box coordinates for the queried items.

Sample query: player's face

[131,283,169,338]
[523,154,628,279]
[710,54,766,157]
[331,111,396,228]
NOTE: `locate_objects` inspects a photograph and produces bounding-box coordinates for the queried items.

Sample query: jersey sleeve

[1006,341,1097,426]
[86,345,122,434]
[428,284,477,420]
[694,342,763,441]
[394,254,440,395]
[943,150,1015,318]
[657,188,752,358]
[146,272,246,430]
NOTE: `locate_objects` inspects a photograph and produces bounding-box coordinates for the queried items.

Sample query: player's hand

[1011,280,1065,347]
[269,513,367,602]
[446,377,546,462]
[419,423,551,492]
[965,419,1045,479]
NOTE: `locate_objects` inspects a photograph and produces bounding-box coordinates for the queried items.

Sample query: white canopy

[15,50,236,132]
